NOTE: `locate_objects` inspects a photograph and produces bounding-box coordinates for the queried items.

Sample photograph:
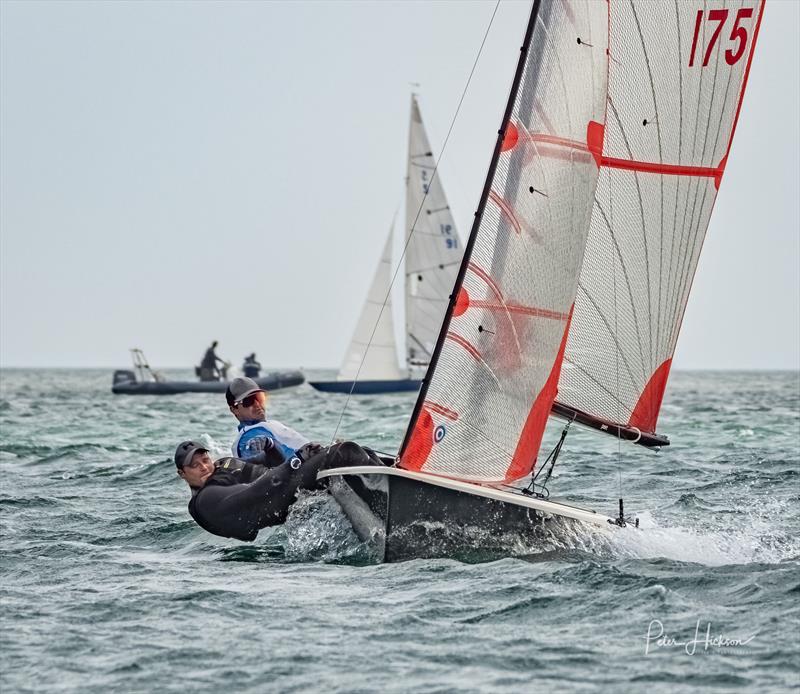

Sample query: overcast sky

[1,0,798,370]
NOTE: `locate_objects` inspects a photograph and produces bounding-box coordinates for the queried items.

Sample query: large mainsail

[400,1,609,482]
[405,95,463,369]
[338,226,404,382]
[556,0,765,442]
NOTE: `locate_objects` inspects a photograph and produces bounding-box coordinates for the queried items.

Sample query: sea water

[0,369,798,692]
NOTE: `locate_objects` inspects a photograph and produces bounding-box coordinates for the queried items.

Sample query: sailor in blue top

[226,377,313,464]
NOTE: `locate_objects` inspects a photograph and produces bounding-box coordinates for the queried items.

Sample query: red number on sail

[689,6,754,68]
[688,10,703,67]
[726,7,754,65]
[703,9,729,67]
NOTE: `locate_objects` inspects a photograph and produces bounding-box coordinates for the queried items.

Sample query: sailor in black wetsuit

[174,439,380,541]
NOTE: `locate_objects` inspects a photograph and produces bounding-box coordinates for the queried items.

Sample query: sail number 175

[689,7,754,67]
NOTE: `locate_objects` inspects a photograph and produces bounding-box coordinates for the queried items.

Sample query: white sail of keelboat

[310,95,462,394]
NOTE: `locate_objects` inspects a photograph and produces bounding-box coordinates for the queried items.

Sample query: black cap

[174,440,209,469]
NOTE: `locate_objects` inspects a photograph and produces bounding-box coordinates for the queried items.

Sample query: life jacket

[232,419,309,460]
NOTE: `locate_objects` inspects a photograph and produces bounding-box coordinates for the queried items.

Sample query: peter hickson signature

[644,619,756,655]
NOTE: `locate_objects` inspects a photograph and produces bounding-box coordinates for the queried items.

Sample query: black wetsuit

[187,441,381,541]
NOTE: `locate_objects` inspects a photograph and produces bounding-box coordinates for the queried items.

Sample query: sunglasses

[236,392,267,408]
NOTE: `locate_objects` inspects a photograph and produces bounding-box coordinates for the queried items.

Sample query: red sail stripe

[467,262,503,301]
[467,264,568,320]
[507,306,575,480]
[599,155,722,181]
[523,129,726,185]
[399,406,434,471]
[446,331,481,362]
[470,299,570,321]
[629,359,672,433]
[487,190,522,234]
[424,400,459,421]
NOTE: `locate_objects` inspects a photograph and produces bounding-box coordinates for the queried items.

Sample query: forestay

[405,95,463,369]
[400,1,609,482]
[556,0,765,438]
[338,226,404,382]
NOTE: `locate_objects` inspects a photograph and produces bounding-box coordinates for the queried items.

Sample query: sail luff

[399,0,542,461]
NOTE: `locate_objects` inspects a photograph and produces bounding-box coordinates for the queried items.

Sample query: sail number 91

[689,7,754,67]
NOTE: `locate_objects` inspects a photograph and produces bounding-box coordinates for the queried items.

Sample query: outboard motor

[113,369,137,386]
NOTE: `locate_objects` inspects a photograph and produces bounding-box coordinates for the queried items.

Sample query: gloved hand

[319,441,375,470]
[296,442,324,462]
[245,436,268,454]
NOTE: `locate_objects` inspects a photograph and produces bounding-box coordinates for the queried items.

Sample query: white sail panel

[557,0,765,435]
[400,1,609,482]
[338,227,403,382]
[405,96,463,369]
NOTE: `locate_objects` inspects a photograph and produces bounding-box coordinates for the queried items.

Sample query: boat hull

[319,466,613,562]
[308,379,421,394]
[111,370,305,395]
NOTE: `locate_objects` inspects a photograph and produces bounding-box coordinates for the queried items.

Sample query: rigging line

[609,156,622,502]
[329,200,401,444]
[330,0,502,443]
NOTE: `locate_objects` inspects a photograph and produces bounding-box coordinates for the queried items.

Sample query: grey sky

[1,0,798,370]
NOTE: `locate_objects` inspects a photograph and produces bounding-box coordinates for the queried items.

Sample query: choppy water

[1,368,798,692]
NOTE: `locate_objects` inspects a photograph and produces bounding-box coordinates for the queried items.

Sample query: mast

[399,1,542,459]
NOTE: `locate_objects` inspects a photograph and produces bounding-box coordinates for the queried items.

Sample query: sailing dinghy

[309,96,463,394]
[320,0,764,561]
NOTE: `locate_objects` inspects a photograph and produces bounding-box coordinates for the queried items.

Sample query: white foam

[596,502,800,566]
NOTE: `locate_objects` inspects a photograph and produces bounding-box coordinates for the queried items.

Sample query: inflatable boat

[111,349,304,395]
[112,369,305,395]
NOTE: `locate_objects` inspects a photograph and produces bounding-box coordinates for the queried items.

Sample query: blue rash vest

[232,419,310,462]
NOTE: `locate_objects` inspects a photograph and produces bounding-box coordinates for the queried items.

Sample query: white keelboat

[309,96,463,394]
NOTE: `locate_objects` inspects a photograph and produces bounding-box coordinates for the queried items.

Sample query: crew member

[226,377,309,463]
[242,353,261,378]
[174,439,379,541]
[199,341,226,381]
